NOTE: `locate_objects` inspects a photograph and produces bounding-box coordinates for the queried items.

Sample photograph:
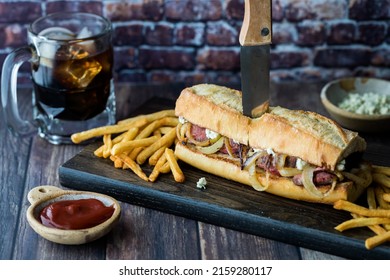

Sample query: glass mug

[1,12,115,144]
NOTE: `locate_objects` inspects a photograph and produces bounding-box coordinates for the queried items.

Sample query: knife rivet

[261,27,270,37]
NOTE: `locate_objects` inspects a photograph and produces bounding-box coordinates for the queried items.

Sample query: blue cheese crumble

[338,92,390,115]
[196,177,207,189]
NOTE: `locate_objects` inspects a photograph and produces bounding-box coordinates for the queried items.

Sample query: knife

[240,0,272,117]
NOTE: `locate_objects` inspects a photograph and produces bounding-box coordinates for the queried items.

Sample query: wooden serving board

[58,97,390,260]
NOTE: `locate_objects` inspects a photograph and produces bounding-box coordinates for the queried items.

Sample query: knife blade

[240,0,272,117]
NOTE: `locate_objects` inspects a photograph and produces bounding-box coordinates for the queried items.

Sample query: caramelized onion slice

[248,163,269,191]
[243,151,261,169]
[278,167,301,177]
[196,136,224,154]
[302,166,325,198]
[224,138,236,158]
[176,122,188,142]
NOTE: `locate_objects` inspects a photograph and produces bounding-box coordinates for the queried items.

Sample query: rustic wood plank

[300,248,344,260]
[0,91,32,260]
[107,203,200,259]
[199,223,301,259]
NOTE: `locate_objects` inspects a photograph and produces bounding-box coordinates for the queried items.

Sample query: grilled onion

[302,166,324,197]
[224,137,236,158]
[242,152,268,191]
[275,154,287,169]
[243,151,261,169]
[278,167,302,177]
[248,163,269,191]
[176,122,188,142]
[196,136,224,154]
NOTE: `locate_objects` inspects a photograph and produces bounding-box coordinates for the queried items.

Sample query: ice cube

[39,27,75,40]
[66,58,102,88]
[69,45,89,60]
[77,27,93,39]
[76,27,96,53]
[37,27,76,66]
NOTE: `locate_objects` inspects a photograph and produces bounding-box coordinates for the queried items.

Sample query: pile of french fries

[334,165,390,250]
[71,109,185,183]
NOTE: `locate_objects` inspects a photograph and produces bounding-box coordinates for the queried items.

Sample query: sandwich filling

[177,118,372,197]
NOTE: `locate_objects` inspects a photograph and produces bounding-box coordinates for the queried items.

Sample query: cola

[32,46,113,121]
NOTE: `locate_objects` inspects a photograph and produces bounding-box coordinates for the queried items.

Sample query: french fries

[136,127,177,165]
[334,165,390,250]
[165,148,185,183]
[71,110,185,184]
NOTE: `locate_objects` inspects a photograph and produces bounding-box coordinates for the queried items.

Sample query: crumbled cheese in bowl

[338,92,390,115]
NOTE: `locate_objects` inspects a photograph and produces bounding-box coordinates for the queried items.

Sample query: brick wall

[1,0,389,86]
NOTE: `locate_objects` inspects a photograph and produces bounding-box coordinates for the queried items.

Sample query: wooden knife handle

[239,0,272,46]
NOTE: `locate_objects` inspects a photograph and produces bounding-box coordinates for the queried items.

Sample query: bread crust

[175,84,251,145]
[249,107,366,170]
[175,142,366,204]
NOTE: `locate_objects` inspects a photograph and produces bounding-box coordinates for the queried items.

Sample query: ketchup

[39,198,115,230]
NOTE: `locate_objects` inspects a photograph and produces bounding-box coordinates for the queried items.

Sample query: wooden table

[1,82,389,260]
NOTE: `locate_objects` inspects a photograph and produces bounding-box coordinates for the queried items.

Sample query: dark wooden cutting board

[58,97,390,260]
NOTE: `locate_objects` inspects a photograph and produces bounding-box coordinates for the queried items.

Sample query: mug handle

[1,46,36,136]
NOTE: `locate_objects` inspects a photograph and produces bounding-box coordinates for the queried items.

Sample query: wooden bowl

[320,77,390,133]
[26,186,121,245]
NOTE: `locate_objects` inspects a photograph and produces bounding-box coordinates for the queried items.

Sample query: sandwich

[174,84,372,204]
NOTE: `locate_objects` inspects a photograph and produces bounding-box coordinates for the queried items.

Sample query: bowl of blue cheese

[321,77,390,133]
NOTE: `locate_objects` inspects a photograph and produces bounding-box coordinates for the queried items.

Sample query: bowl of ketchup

[26,185,121,245]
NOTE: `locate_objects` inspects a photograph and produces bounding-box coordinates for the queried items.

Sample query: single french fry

[165,148,185,183]
[333,200,390,218]
[118,154,148,182]
[351,213,387,235]
[111,135,159,156]
[109,155,123,168]
[102,134,112,158]
[148,153,167,182]
[365,231,390,250]
[159,161,171,174]
[159,126,174,135]
[372,165,390,176]
[374,186,390,210]
[148,146,166,166]
[334,217,390,232]
[114,127,139,144]
[118,109,176,125]
[94,145,104,157]
[129,147,144,160]
[136,127,177,165]
[136,117,178,140]
[71,118,148,144]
